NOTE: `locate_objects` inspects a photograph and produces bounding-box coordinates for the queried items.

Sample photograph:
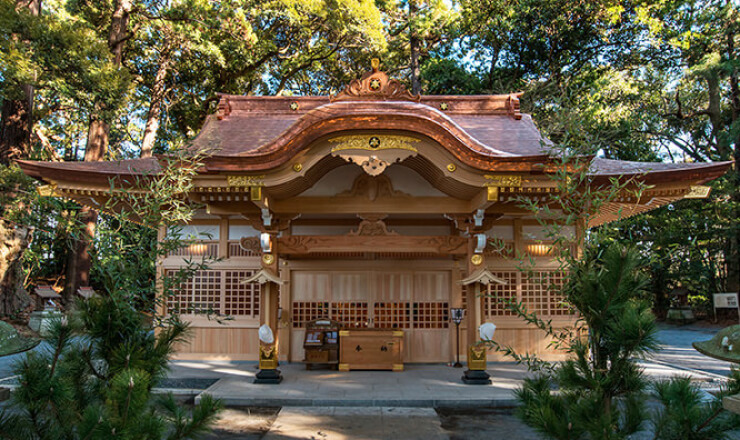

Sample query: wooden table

[339,329,403,371]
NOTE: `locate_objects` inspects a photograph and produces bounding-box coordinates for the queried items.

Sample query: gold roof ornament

[459,268,508,286]
[240,268,287,285]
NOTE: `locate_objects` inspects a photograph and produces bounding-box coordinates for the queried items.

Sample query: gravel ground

[201,407,279,440]
[437,408,542,440]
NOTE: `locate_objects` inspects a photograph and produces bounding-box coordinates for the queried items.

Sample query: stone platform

[182,362,529,408]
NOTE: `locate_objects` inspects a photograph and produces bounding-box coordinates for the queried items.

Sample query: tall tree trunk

[0,221,33,316]
[409,0,422,95]
[66,0,132,300]
[728,24,740,293]
[0,0,41,166]
[140,49,171,158]
[0,86,33,166]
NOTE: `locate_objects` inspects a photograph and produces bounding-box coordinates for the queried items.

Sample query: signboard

[714,293,739,308]
[714,293,740,324]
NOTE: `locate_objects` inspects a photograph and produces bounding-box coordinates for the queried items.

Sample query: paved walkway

[263,407,447,440]
[188,362,528,407]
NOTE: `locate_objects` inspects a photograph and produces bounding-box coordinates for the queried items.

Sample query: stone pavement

[263,407,447,440]
[190,363,528,407]
[176,355,728,408]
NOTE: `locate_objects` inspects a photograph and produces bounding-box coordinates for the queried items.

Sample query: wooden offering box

[303,318,340,369]
[339,329,404,371]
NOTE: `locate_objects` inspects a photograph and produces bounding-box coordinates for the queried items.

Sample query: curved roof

[15,64,733,190]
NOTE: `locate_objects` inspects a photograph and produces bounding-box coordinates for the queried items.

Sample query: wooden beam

[277,235,467,255]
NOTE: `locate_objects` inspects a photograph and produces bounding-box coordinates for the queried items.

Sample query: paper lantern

[479,322,496,341]
[258,324,274,344]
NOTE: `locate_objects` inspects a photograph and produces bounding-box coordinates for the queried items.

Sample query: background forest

[0,0,738,317]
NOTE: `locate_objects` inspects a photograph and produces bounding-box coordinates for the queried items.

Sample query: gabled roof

[15,61,733,203]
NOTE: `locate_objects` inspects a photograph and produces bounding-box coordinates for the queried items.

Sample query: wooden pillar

[465,237,484,347]
[218,217,229,259]
[260,233,280,341]
[279,262,291,361]
[575,217,585,259]
[513,218,523,255]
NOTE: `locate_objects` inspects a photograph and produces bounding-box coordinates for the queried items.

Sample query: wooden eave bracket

[241,268,287,285]
[459,268,508,286]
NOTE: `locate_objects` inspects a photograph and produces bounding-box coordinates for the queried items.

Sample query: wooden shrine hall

[18,61,732,366]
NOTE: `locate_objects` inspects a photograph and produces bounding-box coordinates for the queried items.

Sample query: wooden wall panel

[413,271,449,301]
[377,273,413,302]
[331,272,369,301]
[292,272,330,301]
[173,327,259,360]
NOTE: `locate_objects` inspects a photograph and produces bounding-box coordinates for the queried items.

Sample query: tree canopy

[0,0,738,302]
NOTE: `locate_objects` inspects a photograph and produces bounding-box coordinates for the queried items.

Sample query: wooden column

[465,237,484,347]
[260,233,280,339]
[218,217,229,259]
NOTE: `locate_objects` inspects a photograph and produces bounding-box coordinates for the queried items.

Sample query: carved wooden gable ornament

[329,134,420,176]
[330,58,421,102]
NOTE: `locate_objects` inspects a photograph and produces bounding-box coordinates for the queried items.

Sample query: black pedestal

[254,368,283,384]
[462,369,491,385]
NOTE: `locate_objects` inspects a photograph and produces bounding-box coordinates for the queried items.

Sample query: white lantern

[258,324,274,344]
[479,322,496,341]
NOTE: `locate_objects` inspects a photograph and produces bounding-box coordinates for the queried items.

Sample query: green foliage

[0,154,221,439]
[650,372,740,440]
[514,244,659,439]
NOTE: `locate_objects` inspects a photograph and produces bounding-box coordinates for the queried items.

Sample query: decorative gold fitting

[487,186,499,202]
[338,363,350,371]
[37,183,58,197]
[392,331,404,337]
[292,163,303,172]
[339,330,350,337]
[371,58,380,71]
[262,254,275,265]
[227,175,265,187]
[471,254,484,266]
[446,163,456,172]
[392,364,404,371]
[439,102,449,111]
[686,185,711,199]
[250,186,262,201]
[289,101,299,111]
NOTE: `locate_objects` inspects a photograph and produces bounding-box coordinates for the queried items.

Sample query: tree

[0,0,40,165]
[0,151,222,439]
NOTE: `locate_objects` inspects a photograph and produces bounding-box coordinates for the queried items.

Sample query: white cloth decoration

[479,322,496,341]
[258,324,274,344]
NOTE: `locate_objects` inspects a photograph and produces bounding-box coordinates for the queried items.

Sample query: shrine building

[18,62,732,365]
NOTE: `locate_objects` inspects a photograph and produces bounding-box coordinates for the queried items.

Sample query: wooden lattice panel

[331,302,369,328]
[546,271,571,315]
[374,302,411,329]
[224,271,259,316]
[292,301,330,328]
[164,269,191,313]
[191,270,221,312]
[412,302,449,329]
[521,271,571,316]
[520,271,549,315]
[484,271,518,317]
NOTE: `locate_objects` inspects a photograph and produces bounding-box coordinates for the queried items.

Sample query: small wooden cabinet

[339,329,404,371]
[303,318,340,369]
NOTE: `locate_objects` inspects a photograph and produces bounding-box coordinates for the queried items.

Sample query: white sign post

[713,293,740,323]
